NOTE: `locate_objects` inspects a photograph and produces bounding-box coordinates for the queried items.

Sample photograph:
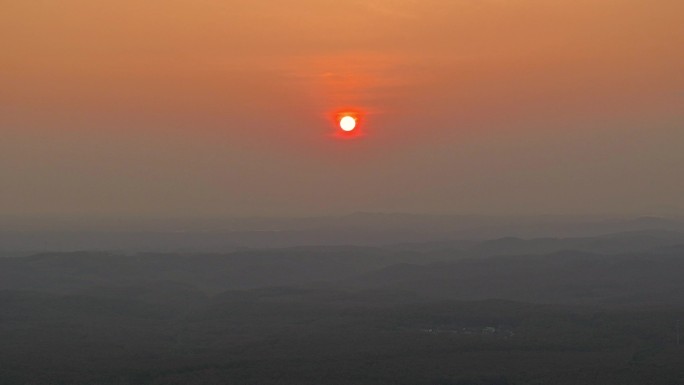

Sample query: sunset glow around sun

[333,111,365,139]
[339,116,356,132]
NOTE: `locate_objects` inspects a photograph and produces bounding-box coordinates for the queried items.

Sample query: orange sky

[1,0,683,217]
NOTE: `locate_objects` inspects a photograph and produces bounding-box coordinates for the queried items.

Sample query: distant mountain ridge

[2,230,684,306]
[2,215,684,253]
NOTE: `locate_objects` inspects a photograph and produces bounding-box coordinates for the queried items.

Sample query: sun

[339,115,356,132]
[331,109,365,139]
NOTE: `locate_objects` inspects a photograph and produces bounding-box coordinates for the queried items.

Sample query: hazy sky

[2,0,683,218]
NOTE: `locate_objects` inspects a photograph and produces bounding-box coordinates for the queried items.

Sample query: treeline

[1,286,683,385]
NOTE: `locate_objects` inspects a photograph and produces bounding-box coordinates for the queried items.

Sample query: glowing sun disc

[339,116,356,132]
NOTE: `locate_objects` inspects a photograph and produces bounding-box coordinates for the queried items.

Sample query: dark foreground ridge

[1,230,684,384]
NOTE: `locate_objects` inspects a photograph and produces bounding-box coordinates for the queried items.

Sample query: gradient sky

[2,0,683,218]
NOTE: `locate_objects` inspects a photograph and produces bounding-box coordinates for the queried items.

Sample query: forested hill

[2,231,684,384]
